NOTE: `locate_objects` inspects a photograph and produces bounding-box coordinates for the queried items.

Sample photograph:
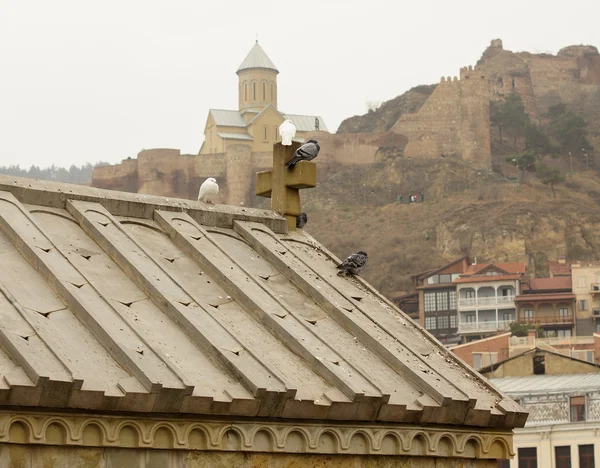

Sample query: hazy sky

[1,0,599,168]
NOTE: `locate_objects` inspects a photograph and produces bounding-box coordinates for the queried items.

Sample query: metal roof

[283,114,329,132]
[210,109,246,127]
[237,42,278,74]
[0,174,525,429]
[217,132,253,141]
[490,374,600,395]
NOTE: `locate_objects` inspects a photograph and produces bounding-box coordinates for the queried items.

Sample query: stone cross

[256,142,316,231]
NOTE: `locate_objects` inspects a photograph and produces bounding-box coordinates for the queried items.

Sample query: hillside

[301,157,600,297]
[337,85,436,134]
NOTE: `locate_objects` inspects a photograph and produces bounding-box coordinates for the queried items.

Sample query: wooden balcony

[518,315,574,326]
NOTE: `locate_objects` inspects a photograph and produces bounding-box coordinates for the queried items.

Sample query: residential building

[199,42,328,154]
[548,256,573,278]
[515,276,576,338]
[455,262,527,341]
[412,256,471,345]
[391,291,419,322]
[571,262,600,335]
[483,351,600,468]
[451,331,600,370]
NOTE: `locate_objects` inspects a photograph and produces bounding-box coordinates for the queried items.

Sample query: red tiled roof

[515,293,576,302]
[529,277,572,291]
[464,262,527,276]
[548,261,573,276]
[453,274,522,284]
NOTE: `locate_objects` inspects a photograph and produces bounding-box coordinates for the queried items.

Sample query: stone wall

[0,444,500,468]
[92,133,405,205]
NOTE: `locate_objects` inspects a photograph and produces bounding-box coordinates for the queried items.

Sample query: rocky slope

[302,157,600,297]
[337,85,436,134]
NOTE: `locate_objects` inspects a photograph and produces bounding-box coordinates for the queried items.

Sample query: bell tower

[237,41,279,112]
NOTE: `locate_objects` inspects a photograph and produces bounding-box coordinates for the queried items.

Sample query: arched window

[270,84,274,101]
[264,126,267,141]
[263,82,266,100]
[244,83,247,101]
[253,82,256,100]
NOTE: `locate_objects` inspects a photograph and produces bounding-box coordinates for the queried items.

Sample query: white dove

[198,177,219,204]
[279,120,296,146]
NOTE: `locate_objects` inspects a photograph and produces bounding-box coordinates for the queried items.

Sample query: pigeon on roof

[279,120,296,146]
[198,177,219,204]
[296,213,308,229]
[286,140,320,168]
[336,251,368,276]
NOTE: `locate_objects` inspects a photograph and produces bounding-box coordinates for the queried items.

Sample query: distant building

[571,262,600,336]
[455,261,527,341]
[199,42,328,155]
[411,256,470,345]
[483,349,600,468]
[515,276,576,338]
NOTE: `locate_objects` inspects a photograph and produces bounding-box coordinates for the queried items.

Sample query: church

[199,42,328,155]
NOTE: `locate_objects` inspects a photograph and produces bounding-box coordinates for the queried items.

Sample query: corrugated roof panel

[283,114,329,132]
[217,132,253,141]
[210,109,246,128]
[491,374,600,395]
[237,42,278,74]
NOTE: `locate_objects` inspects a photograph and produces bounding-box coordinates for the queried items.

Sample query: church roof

[284,114,329,132]
[217,132,253,141]
[0,175,525,430]
[210,109,247,127]
[237,42,279,74]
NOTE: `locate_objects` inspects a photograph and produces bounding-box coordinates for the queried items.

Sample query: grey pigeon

[286,140,320,168]
[296,213,308,229]
[336,251,368,276]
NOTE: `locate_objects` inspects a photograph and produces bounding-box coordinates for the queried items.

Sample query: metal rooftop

[490,374,600,395]
[237,42,279,74]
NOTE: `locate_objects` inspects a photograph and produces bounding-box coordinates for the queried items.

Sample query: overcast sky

[1,0,599,168]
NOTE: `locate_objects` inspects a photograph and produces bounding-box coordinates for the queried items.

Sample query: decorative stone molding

[0,411,513,459]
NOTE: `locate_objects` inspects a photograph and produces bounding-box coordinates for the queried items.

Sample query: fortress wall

[92,158,139,193]
[459,69,492,168]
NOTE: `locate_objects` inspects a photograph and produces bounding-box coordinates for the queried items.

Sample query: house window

[464,289,475,298]
[497,460,510,468]
[502,312,513,322]
[518,447,537,468]
[570,396,586,422]
[580,300,588,311]
[425,316,437,330]
[450,315,457,328]
[579,445,595,468]
[449,291,457,309]
[523,309,534,321]
[587,351,594,362]
[436,292,448,310]
[424,292,436,312]
[466,314,476,323]
[473,353,482,369]
[578,276,586,288]
[555,446,571,468]
[559,307,569,317]
[438,315,449,329]
[557,329,572,338]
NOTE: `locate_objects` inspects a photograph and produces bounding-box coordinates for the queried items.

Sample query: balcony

[458,296,515,309]
[458,320,512,334]
[518,315,574,326]
[593,309,600,318]
[591,283,600,293]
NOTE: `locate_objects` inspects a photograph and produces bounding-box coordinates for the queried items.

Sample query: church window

[244,83,247,101]
[264,126,267,141]
[271,83,274,101]
[253,82,256,100]
[263,82,266,100]
[274,126,278,140]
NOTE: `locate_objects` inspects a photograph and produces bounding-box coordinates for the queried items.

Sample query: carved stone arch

[8,418,34,444]
[220,426,245,450]
[459,434,484,458]
[316,429,342,453]
[434,433,458,457]
[250,426,277,451]
[347,429,373,454]
[150,423,178,449]
[282,428,310,452]
[408,431,432,455]
[80,421,107,446]
[114,421,143,448]
[485,436,512,458]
